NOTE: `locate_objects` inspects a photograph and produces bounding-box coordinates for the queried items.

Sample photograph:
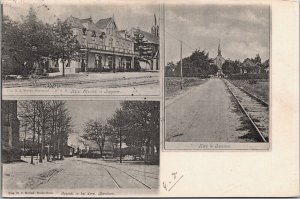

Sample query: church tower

[151,14,159,37]
[218,40,222,56]
[213,40,225,76]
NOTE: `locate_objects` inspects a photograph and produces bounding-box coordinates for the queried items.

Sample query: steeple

[151,13,159,37]
[218,40,222,56]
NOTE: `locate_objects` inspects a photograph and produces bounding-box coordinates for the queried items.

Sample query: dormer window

[92,30,96,37]
[99,32,105,39]
[82,28,87,35]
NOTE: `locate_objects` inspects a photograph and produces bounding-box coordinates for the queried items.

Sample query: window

[108,56,113,68]
[92,30,96,37]
[66,60,71,67]
[82,28,87,35]
[109,38,113,47]
[55,60,59,68]
[82,37,87,46]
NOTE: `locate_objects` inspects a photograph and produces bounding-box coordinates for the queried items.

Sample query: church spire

[218,40,222,56]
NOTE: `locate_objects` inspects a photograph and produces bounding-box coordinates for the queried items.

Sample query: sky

[65,101,121,147]
[3,0,160,32]
[165,4,270,63]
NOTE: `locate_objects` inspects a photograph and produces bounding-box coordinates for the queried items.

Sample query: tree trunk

[40,110,46,163]
[37,122,40,161]
[62,59,65,76]
[145,139,150,163]
[98,143,103,158]
[31,103,36,164]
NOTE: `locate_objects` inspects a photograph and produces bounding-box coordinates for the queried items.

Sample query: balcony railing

[82,43,134,55]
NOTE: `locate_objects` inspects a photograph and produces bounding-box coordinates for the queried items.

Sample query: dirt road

[166,78,253,142]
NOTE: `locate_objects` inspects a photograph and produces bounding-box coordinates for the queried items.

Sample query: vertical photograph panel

[164,4,270,150]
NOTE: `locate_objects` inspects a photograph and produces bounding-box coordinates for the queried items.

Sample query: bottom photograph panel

[2,100,159,196]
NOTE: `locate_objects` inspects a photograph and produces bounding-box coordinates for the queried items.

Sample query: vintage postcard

[1,0,299,197]
[163,3,271,150]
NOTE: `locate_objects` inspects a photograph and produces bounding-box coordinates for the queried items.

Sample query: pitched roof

[242,58,259,68]
[86,22,103,33]
[132,28,159,45]
[84,140,113,151]
[66,16,84,28]
[96,17,113,29]
[66,16,104,33]
[81,17,93,23]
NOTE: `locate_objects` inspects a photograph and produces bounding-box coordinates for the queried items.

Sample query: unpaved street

[2,157,159,191]
[166,78,253,142]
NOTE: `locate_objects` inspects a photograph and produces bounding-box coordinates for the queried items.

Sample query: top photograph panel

[2,0,160,96]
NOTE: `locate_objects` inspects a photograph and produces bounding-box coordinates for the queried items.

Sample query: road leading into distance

[166,78,252,142]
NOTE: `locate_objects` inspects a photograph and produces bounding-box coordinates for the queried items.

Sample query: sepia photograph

[2,0,160,96]
[2,100,160,195]
[164,4,270,149]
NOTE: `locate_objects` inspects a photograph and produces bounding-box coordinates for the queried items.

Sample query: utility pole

[180,40,183,90]
[119,127,122,163]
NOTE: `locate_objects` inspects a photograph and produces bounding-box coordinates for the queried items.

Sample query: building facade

[2,101,20,162]
[51,16,135,74]
[213,41,225,76]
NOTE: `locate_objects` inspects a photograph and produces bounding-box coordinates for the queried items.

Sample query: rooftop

[132,28,159,45]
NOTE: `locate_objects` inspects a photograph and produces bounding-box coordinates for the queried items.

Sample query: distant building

[213,41,225,76]
[63,145,75,157]
[50,16,136,74]
[239,58,261,74]
[83,140,114,158]
[2,101,20,162]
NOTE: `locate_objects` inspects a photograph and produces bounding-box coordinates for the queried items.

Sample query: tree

[2,8,56,76]
[18,101,38,164]
[165,50,215,77]
[51,18,81,76]
[252,54,262,66]
[165,61,176,77]
[108,101,160,164]
[222,59,240,75]
[132,30,158,70]
[21,8,55,75]
[82,119,107,157]
[2,16,24,76]
[18,100,72,163]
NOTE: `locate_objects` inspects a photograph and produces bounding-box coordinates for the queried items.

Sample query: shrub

[248,79,258,84]
[227,73,269,80]
[48,68,60,73]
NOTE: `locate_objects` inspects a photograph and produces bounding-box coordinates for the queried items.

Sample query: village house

[50,16,136,74]
[239,58,261,74]
[83,140,114,158]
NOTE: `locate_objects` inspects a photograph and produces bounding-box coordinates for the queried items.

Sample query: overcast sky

[66,101,121,147]
[165,4,270,63]
[4,1,270,64]
[3,0,159,32]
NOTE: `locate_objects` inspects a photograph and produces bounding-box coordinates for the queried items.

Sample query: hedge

[227,73,269,80]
